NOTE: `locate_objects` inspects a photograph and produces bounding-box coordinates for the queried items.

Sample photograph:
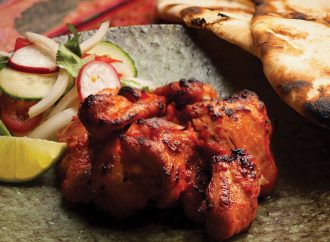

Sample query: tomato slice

[0,94,42,133]
[14,37,31,51]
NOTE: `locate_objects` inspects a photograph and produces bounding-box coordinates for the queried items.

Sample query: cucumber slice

[87,41,137,79]
[0,120,10,136]
[121,77,156,91]
[0,68,58,100]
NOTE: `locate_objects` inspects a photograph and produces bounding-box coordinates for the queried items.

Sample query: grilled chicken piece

[91,137,151,218]
[184,90,277,195]
[57,117,92,204]
[118,86,142,103]
[206,149,260,241]
[154,78,219,109]
[181,154,210,223]
[120,118,198,208]
[59,81,276,242]
[79,91,166,139]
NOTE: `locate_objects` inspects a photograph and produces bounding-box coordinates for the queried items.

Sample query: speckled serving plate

[0,25,329,242]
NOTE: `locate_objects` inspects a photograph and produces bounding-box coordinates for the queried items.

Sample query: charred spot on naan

[191,18,207,27]
[304,97,330,128]
[278,81,312,96]
[182,6,256,55]
[182,7,230,27]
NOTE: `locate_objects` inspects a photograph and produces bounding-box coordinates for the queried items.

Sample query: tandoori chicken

[57,80,277,241]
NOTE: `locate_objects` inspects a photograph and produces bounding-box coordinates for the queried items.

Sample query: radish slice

[80,21,109,54]
[9,45,58,74]
[28,69,70,118]
[77,60,120,100]
[25,32,59,60]
[28,107,77,140]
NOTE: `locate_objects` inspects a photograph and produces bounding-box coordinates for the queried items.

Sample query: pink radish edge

[77,60,121,101]
[8,45,59,74]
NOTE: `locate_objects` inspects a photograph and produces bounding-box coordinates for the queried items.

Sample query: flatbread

[158,0,330,128]
[252,1,330,128]
[253,0,330,24]
[158,0,256,55]
[182,7,256,55]
[158,0,254,22]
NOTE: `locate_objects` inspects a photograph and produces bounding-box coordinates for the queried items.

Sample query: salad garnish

[0,56,8,71]
[65,24,82,57]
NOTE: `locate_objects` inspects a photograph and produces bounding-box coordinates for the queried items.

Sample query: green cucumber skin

[105,42,138,77]
[0,87,43,101]
[0,68,58,101]
[88,41,138,78]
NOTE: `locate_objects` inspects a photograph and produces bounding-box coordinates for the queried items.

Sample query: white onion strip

[28,69,70,118]
[80,21,110,53]
[0,51,11,57]
[28,108,77,140]
[25,32,59,59]
[47,86,78,118]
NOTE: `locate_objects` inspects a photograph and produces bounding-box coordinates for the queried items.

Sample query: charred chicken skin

[91,137,151,218]
[58,80,277,241]
[79,89,166,139]
[57,116,92,204]
[120,118,198,208]
[154,78,219,109]
[183,90,277,195]
[206,149,260,241]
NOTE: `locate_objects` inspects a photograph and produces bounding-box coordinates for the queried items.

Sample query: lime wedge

[0,120,10,136]
[0,137,66,182]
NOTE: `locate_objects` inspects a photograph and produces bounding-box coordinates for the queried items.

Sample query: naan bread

[158,0,256,55]
[158,0,330,128]
[253,0,330,24]
[182,7,256,55]
[252,1,330,128]
[158,0,254,22]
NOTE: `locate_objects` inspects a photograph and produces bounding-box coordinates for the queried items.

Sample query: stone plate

[0,25,329,242]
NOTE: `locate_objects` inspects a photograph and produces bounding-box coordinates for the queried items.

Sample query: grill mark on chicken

[162,138,182,153]
[118,86,141,102]
[137,137,145,145]
[154,80,218,109]
[207,104,223,120]
[179,78,200,88]
[101,160,114,175]
[219,177,231,207]
[225,108,234,117]
[212,149,257,179]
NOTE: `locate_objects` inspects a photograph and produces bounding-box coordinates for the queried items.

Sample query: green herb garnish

[64,24,82,57]
[0,56,9,71]
[56,44,83,78]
